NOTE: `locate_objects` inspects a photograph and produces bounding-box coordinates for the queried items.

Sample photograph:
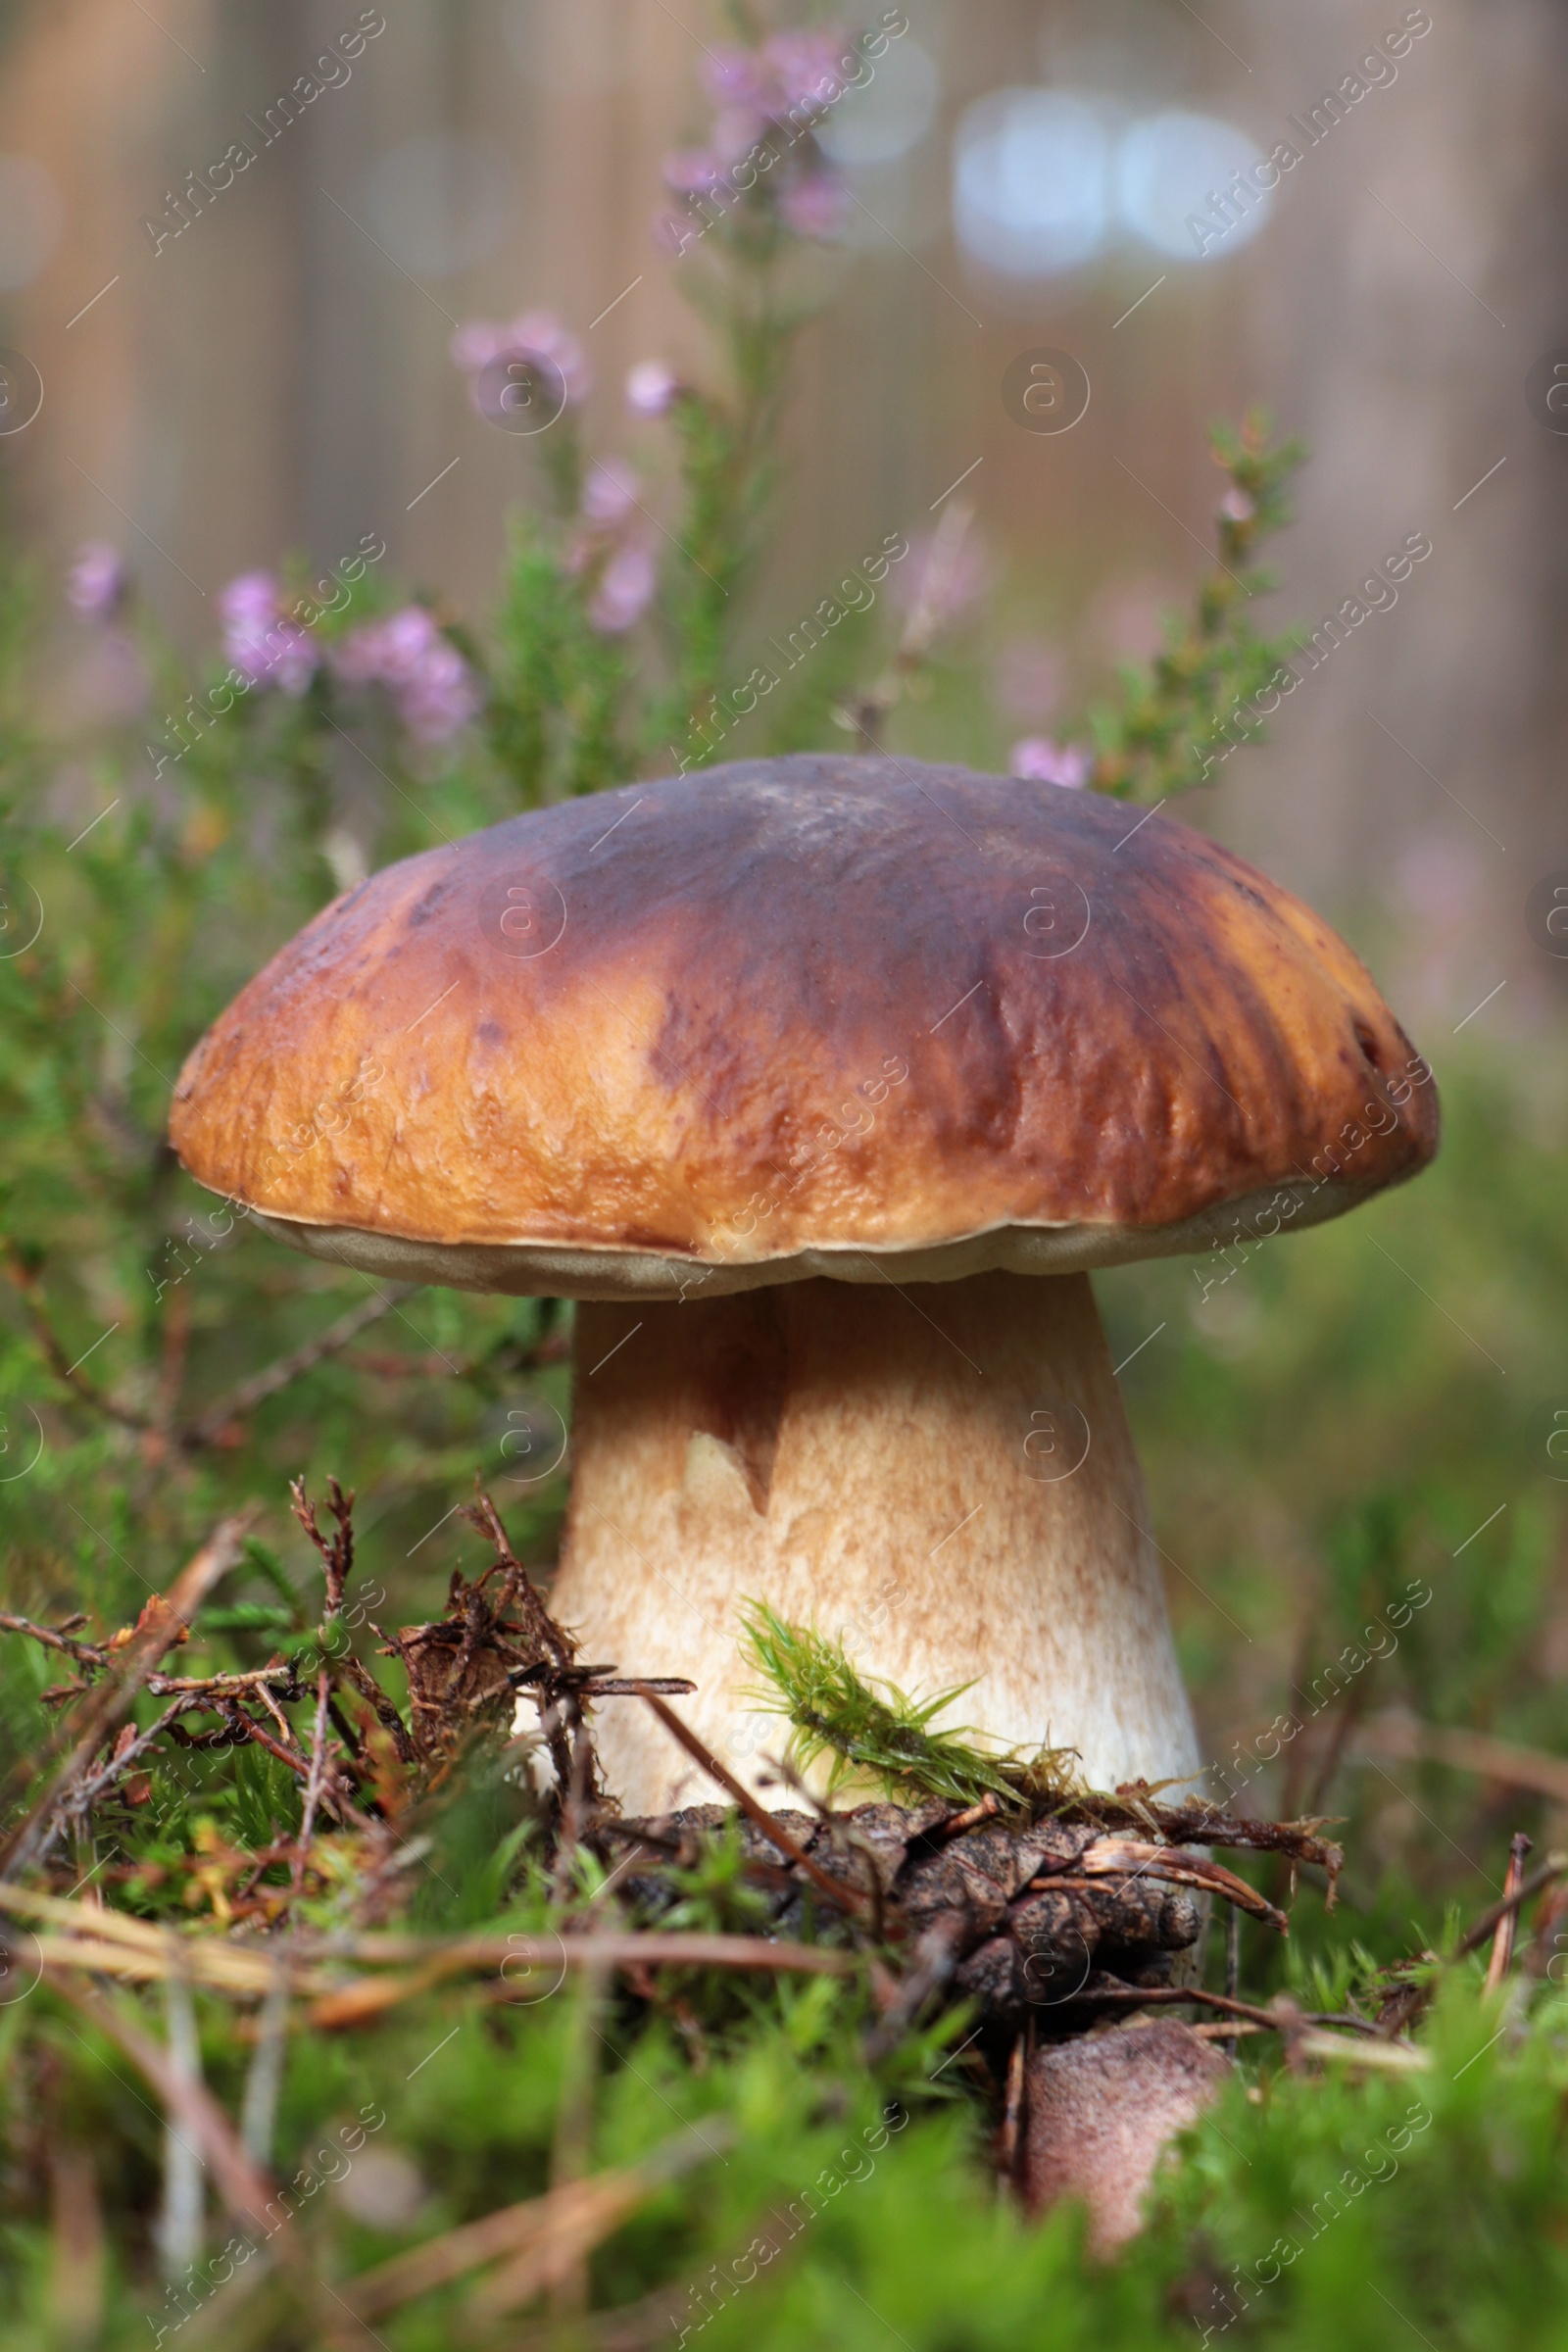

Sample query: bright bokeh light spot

[1116,110,1269,259]
[0,158,62,292]
[952,89,1113,277]
[817,40,940,169]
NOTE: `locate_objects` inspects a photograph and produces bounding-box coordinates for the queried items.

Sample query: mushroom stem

[548,1271,1200,1815]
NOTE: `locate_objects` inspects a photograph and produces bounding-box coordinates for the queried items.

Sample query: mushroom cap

[170,755,1439,1299]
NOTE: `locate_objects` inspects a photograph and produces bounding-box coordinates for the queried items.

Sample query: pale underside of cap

[250,1172,1368,1299]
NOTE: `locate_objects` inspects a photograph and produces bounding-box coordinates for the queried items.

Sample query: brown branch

[0,1614,109,1671]
[1066,1838,1291,1936]
[289,1475,354,1621]
[1455,1850,1568,1960]
[66,1698,190,1817]
[1485,1834,1533,1993]
[1074,1789,1344,1899]
[222,1702,310,1783]
[1057,1983,1400,2040]
[340,1654,417,1766]
[146,1666,304,1697]
[177,1289,414,1447]
[464,1488,574,1671]
[341,2122,732,2324]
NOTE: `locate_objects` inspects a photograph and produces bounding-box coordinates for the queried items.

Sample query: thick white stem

[547,1272,1200,1815]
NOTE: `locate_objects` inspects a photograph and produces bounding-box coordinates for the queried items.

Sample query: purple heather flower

[701,46,775,113]
[588,541,657,635]
[1220,487,1256,523]
[777,172,848,241]
[662,148,727,197]
[581,457,641,528]
[333,606,480,744]
[67,540,125,622]
[448,320,509,374]
[218,570,318,697]
[450,308,591,411]
[763,28,848,115]
[626,359,680,418]
[1009,736,1092,790]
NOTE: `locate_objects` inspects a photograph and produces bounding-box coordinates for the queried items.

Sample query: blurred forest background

[3,0,1568,1998]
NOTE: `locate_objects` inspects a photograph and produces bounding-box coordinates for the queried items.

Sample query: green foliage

[1087,411,1307,802]
[487,511,634,802]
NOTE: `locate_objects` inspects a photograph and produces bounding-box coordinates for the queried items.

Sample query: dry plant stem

[555,1274,1199,1813]
[1000,2029,1027,2186]
[1058,1984,1398,2040]
[294,1672,332,1890]
[632,1688,874,1918]
[1486,1833,1534,1994]
[0,1614,108,1669]
[342,2122,731,2324]
[1456,1850,1567,1960]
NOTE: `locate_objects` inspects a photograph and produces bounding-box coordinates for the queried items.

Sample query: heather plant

[0,7,1565,2348]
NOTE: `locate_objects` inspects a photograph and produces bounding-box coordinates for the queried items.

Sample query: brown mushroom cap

[170,754,1439,1298]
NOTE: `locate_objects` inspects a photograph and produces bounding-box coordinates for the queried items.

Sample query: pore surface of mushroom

[170,755,1439,1812]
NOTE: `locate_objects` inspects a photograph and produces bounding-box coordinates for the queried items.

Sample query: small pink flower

[701,46,774,114]
[448,320,509,373]
[777,173,848,241]
[588,541,657,635]
[398,637,482,742]
[662,148,726,197]
[450,308,591,410]
[1009,736,1093,789]
[67,540,124,622]
[763,28,848,115]
[333,606,480,743]
[218,570,318,697]
[1220,487,1256,523]
[581,458,641,528]
[626,360,680,418]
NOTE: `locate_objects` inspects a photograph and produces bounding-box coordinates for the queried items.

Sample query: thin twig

[0,1613,108,1670]
[999,2030,1026,2187]
[1456,1850,1567,1960]
[1055,1982,1405,2042]
[1485,1833,1533,1994]
[632,1688,875,1921]
[294,1672,332,1888]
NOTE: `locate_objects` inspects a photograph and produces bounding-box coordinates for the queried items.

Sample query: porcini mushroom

[170,755,1439,1813]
